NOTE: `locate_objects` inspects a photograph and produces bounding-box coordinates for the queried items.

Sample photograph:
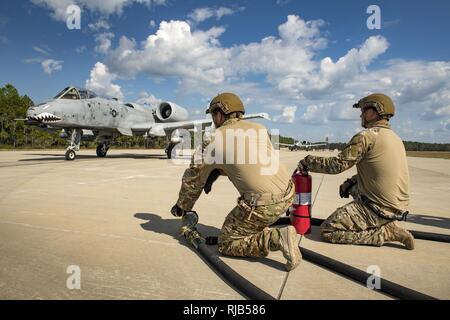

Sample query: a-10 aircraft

[277,139,328,151]
[25,86,269,160]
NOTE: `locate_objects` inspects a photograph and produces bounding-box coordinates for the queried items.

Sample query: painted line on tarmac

[0,159,99,168]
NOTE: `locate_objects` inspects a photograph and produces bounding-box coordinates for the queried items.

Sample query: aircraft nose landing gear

[65,129,81,161]
[65,149,76,160]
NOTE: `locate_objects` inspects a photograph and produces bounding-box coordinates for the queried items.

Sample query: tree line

[327,141,450,152]
[0,84,449,151]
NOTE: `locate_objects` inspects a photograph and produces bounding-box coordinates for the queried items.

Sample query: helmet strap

[225,112,243,120]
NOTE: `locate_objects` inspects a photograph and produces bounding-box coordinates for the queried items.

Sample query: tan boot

[278,226,302,271]
[383,222,415,250]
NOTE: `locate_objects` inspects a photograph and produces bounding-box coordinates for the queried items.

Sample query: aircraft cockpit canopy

[54,87,97,100]
[79,89,97,99]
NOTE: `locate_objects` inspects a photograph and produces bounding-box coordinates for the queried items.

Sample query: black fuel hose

[272,217,450,243]
[407,230,450,243]
[271,216,440,299]
[300,247,437,300]
[203,235,437,300]
[189,237,276,300]
[180,212,276,301]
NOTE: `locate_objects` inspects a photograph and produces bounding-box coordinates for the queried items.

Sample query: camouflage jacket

[176,117,291,211]
[300,120,390,174]
[175,127,216,211]
[175,117,242,211]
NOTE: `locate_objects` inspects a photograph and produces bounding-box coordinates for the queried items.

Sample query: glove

[204,169,221,194]
[171,204,186,217]
[339,178,355,198]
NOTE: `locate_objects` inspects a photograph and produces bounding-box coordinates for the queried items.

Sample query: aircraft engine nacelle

[155,102,189,122]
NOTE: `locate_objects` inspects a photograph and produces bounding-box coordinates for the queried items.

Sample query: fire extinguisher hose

[272,217,450,243]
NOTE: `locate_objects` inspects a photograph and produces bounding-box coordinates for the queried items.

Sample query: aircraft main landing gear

[165,142,176,159]
[96,143,109,157]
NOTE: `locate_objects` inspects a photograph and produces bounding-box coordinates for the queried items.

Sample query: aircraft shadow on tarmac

[19,153,168,161]
[134,213,286,271]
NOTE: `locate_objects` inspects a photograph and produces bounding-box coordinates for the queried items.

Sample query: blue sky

[0,0,449,143]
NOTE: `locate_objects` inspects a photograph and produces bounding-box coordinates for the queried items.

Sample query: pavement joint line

[0,220,178,247]
[312,174,325,207]
[276,235,303,300]
[276,270,290,300]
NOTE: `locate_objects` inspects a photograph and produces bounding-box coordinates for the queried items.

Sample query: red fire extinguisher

[290,171,312,235]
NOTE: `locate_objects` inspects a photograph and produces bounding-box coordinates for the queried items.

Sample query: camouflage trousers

[218,192,294,257]
[320,185,395,246]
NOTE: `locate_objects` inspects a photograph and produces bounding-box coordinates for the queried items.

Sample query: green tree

[0,83,68,148]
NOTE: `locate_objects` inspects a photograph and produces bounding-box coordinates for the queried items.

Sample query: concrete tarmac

[0,149,449,299]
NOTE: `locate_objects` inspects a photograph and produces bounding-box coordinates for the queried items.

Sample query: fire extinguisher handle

[293,168,308,175]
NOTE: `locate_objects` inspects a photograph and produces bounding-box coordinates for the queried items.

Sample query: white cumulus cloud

[31,0,168,21]
[85,62,123,100]
[106,20,228,85]
[187,6,241,25]
[88,20,110,32]
[94,32,114,54]
[136,91,162,106]
[41,59,63,74]
[273,106,297,123]
[33,46,50,55]
[76,45,86,53]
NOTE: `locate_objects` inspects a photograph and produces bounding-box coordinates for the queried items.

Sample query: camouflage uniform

[177,117,295,257]
[302,119,410,246]
[320,183,395,246]
[218,190,294,257]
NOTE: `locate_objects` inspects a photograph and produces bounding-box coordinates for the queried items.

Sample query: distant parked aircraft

[277,139,327,151]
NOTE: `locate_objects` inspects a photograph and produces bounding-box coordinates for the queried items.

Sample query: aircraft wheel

[96,144,108,157]
[65,149,76,161]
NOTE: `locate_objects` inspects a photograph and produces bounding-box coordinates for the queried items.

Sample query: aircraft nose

[26,103,62,123]
[26,106,37,118]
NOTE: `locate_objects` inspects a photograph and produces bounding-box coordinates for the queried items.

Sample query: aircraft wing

[131,112,270,136]
[276,142,294,147]
[307,143,327,147]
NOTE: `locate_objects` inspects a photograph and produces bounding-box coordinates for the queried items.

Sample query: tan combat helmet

[206,92,245,115]
[353,93,395,119]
